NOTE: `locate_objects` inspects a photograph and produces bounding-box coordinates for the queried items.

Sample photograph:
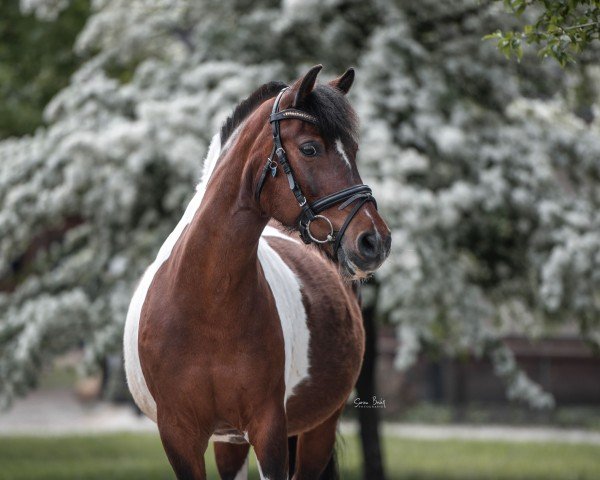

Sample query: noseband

[255,87,377,257]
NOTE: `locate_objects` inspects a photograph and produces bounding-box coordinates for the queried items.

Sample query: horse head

[254,65,391,279]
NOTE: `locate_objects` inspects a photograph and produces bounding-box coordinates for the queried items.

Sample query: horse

[123,64,391,480]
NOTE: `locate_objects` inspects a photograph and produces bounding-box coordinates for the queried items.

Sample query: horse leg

[248,403,289,480]
[157,413,211,480]
[214,442,250,480]
[292,408,342,480]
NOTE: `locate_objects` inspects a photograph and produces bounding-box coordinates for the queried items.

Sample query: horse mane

[220,81,287,146]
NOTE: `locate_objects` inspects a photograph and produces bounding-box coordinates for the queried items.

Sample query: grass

[0,433,598,480]
[377,403,600,431]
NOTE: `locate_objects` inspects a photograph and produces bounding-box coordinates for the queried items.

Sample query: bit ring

[306,215,335,244]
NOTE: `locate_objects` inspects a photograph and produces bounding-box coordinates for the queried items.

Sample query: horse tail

[287,435,339,479]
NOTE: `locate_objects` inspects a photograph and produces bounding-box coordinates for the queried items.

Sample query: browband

[270,109,319,125]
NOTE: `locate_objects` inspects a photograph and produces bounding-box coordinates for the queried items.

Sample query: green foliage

[0,433,599,480]
[486,0,600,66]
[0,0,89,139]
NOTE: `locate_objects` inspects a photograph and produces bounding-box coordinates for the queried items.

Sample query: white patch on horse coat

[234,455,249,480]
[335,138,351,169]
[256,459,271,480]
[365,210,377,232]
[212,430,248,444]
[258,238,311,403]
[212,435,239,443]
[262,225,300,244]
[124,130,311,432]
[365,209,384,248]
[124,133,222,422]
[221,122,244,154]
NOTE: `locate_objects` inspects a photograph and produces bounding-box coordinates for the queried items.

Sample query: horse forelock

[220,79,359,161]
[300,84,359,149]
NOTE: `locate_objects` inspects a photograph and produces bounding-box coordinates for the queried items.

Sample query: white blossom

[1,0,598,409]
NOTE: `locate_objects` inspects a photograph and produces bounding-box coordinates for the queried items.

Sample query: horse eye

[299,144,318,157]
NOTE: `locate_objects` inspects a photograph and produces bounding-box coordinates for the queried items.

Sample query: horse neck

[173,129,268,291]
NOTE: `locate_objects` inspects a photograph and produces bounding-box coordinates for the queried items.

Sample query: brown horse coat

[124,66,390,480]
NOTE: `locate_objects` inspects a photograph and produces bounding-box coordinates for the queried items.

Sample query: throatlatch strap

[255,144,277,201]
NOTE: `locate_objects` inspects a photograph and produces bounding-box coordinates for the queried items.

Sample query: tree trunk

[356,300,386,480]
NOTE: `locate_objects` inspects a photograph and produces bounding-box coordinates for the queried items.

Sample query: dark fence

[376,328,600,414]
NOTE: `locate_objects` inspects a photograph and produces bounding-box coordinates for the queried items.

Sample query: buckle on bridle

[267,158,277,177]
[305,215,335,244]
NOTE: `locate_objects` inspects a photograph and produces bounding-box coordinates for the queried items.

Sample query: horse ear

[292,64,323,107]
[329,67,355,94]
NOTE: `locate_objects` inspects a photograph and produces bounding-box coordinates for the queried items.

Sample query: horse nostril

[358,232,378,260]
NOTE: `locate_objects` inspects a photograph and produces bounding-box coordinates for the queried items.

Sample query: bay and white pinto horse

[124,65,391,480]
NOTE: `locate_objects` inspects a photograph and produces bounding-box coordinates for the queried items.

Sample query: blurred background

[0,0,599,479]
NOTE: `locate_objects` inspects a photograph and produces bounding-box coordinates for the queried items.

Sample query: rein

[255,87,377,257]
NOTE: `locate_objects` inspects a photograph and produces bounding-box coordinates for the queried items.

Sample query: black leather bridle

[255,87,376,257]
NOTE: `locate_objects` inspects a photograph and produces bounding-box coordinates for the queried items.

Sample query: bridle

[255,87,377,257]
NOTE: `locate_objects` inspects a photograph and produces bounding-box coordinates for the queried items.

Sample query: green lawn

[0,433,598,480]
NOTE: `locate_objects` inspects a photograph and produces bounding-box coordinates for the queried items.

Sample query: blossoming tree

[1,0,598,478]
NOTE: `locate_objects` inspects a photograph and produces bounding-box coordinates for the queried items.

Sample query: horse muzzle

[338,227,391,279]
